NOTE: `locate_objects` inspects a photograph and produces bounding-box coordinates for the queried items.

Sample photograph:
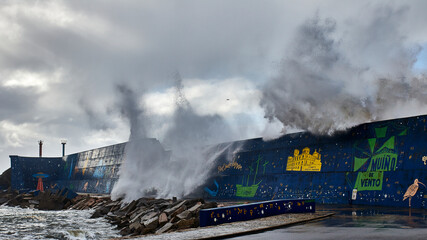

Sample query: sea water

[0,206,120,239]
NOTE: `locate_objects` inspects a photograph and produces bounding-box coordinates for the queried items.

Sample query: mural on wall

[286,147,322,172]
[33,172,49,192]
[352,125,405,191]
[55,143,126,193]
[403,179,426,207]
[204,179,219,197]
[93,159,106,178]
[218,161,242,172]
[11,114,427,208]
[199,199,315,227]
[236,155,264,198]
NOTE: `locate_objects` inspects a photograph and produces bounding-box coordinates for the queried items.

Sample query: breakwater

[10,115,427,208]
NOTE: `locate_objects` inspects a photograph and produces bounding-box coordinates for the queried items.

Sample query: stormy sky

[1,0,427,172]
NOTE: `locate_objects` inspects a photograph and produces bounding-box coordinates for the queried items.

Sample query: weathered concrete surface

[110,212,333,240]
[229,204,427,240]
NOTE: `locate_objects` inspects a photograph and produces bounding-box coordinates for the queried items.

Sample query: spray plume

[261,9,427,135]
[111,74,241,202]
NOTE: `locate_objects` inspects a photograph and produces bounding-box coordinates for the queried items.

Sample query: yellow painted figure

[403,179,426,207]
[286,147,322,171]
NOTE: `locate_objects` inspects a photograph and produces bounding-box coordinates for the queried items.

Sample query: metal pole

[61,140,67,157]
[38,140,43,157]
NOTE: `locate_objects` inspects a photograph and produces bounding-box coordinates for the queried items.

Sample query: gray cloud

[0,86,39,122]
[261,6,427,135]
[0,0,427,172]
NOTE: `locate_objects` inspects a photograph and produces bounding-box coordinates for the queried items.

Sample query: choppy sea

[0,206,120,240]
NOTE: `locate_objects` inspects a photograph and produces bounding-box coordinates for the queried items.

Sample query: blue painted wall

[11,142,126,193]
[10,115,427,208]
[10,156,63,191]
[204,115,427,208]
[199,199,315,227]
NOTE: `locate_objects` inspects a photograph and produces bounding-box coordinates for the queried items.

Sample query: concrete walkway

[113,212,334,240]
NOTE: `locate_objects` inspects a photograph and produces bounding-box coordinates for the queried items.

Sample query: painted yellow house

[286,147,322,172]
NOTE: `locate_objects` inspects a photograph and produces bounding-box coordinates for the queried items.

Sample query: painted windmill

[403,179,425,207]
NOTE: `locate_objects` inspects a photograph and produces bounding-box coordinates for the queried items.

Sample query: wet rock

[176,210,191,220]
[176,218,196,230]
[158,213,168,225]
[164,200,187,215]
[1,191,218,237]
[141,211,157,222]
[188,202,202,213]
[155,222,173,234]
[201,201,217,209]
[143,216,159,230]
[119,227,131,236]
[169,215,180,224]
[91,206,110,218]
[129,221,142,232]
[170,206,186,219]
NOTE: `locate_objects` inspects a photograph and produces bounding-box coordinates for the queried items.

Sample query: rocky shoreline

[0,188,218,237]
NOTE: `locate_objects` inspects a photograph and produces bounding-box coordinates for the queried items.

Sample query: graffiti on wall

[286,147,322,172]
[354,171,383,191]
[353,125,406,191]
[218,161,242,172]
[236,155,264,198]
[199,199,315,227]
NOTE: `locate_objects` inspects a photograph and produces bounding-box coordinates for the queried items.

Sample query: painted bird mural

[403,179,426,207]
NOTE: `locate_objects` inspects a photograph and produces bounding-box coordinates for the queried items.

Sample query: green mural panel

[398,129,407,136]
[354,171,383,191]
[368,152,397,172]
[375,127,388,138]
[376,136,395,153]
[368,138,376,153]
[354,157,369,171]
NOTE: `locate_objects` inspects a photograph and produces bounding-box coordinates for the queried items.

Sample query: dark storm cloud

[1,0,427,172]
[261,6,427,135]
[0,86,39,123]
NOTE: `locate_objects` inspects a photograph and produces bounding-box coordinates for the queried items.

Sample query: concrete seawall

[10,114,427,208]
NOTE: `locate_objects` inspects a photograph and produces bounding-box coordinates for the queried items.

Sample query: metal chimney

[38,140,43,157]
[61,140,67,157]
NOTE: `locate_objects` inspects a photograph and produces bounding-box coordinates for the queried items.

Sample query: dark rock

[201,201,218,209]
[140,227,153,235]
[38,199,64,210]
[164,200,186,215]
[130,208,152,223]
[176,218,196,230]
[91,206,110,218]
[0,197,8,205]
[158,212,168,225]
[0,168,11,189]
[124,200,138,215]
[118,219,129,228]
[188,202,202,213]
[176,210,191,220]
[155,222,173,234]
[141,211,157,221]
[129,221,142,231]
[119,227,131,236]
[143,216,159,230]
[170,206,186,219]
